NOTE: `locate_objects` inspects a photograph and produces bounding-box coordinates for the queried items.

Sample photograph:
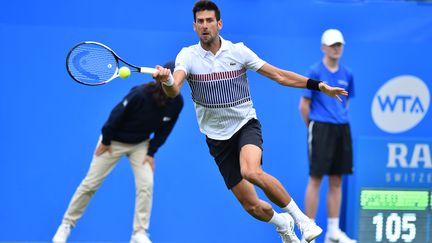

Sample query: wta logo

[371,75,430,133]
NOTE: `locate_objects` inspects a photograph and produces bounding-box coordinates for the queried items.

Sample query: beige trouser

[62,138,153,233]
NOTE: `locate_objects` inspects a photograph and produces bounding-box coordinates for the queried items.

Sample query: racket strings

[67,44,118,84]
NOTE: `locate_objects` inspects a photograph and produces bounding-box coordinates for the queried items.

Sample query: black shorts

[206,118,263,189]
[308,121,353,177]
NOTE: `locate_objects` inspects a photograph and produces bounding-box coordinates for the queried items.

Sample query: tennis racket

[66,41,157,86]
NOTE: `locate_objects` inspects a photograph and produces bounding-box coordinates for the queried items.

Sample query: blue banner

[357,137,432,187]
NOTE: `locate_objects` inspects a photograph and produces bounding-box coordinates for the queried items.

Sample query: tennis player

[153,1,347,242]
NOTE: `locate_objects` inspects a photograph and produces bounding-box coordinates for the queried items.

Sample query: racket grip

[139,67,158,74]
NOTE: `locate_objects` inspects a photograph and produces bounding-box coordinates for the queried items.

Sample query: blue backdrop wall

[1,0,431,242]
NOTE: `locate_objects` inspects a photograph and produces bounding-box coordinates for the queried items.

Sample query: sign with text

[356,137,432,187]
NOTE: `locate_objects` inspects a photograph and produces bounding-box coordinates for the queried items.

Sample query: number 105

[373,213,416,242]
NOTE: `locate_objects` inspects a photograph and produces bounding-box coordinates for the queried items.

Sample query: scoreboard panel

[358,189,431,243]
[345,137,432,243]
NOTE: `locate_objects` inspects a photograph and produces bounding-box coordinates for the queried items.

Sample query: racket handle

[139,67,157,74]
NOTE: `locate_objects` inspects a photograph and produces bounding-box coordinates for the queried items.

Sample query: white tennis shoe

[130,231,152,243]
[52,223,71,243]
[277,213,301,243]
[298,220,323,242]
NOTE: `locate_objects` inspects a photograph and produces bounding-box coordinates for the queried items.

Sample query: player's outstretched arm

[257,63,348,102]
[257,63,309,88]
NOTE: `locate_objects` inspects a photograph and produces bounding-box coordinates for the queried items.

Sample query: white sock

[268,210,288,230]
[61,222,72,228]
[282,199,310,225]
[327,217,339,236]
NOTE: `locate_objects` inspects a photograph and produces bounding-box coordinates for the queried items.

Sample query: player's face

[193,10,222,46]
[323,43,344,60]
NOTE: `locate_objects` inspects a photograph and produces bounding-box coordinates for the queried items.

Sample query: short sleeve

[175,47,190,77]
[237,43,266,71]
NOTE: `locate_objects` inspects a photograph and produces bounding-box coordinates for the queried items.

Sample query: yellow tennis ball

[119,66,131,79]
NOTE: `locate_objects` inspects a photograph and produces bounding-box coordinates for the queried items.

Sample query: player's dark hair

[193,0,221,22]
[144,61,175,107]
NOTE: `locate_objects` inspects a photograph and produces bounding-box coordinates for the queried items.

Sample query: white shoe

[130,231,152,243]
[52,224,71,243]
[298,220,322,242]
[277,213,301,243]
[325,230,356,243]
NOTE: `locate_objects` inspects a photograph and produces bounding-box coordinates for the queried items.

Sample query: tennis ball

[119,66,131,79]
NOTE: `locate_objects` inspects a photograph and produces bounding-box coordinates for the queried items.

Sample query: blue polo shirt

[302,61,354,124]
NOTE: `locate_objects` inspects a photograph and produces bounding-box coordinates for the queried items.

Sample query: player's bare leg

[231,179,300,242]
[231,179,274,221]
[239,144,291,207]
[239,144,322,242]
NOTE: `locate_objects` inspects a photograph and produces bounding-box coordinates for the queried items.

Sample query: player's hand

[152,65,172,84]
[143,155,155,172]
[319,82,348,102]
[95,143,112,156]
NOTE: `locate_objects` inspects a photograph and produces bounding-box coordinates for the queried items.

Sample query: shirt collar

[197,36,229,58]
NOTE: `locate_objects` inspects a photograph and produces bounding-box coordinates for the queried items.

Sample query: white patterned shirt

[175,37,266,140]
